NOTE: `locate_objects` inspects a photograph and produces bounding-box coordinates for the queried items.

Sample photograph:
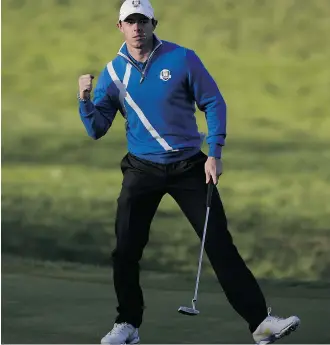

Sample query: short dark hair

[119,18,158,27]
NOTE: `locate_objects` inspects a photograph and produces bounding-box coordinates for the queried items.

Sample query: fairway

[2,256,330,344]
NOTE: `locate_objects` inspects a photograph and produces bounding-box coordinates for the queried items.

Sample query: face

[117,13,156,49]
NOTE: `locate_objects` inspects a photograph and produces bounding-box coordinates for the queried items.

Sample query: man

[78,0,300,344]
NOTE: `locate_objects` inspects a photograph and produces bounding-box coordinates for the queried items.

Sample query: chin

[132,42,145,49]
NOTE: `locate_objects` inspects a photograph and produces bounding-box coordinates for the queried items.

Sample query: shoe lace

[110,323,131,335]
[267,307,283,322]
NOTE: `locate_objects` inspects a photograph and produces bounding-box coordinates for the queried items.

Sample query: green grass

[2,255,330,344]
[2,163,330,280]
[2,0,330,280]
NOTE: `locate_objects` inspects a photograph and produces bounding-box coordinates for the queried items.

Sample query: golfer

[78,0,300,343]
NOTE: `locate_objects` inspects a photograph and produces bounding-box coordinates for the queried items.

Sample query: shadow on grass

[2,132,127,169]
[2,191,330,280]
[2,131,330,171]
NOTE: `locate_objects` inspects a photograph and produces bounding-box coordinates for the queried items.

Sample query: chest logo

[132,0,141,7]
[160,69,172,81]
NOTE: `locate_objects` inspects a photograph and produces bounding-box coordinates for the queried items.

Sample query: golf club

[178,180,214,316]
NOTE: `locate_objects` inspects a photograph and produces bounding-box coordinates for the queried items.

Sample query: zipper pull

[140,73,145,84]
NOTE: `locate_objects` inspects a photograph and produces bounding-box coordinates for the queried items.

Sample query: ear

[152,19,158,29]
[117,21,124,33]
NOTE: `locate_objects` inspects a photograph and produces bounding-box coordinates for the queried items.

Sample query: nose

[132,22,142,32]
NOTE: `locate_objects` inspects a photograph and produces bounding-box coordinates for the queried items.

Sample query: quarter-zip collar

[117,34,162,83]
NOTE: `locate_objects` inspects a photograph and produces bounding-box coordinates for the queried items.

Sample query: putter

[178,180,214,316]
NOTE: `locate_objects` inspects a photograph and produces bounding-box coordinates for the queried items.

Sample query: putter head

[178,306,200,316]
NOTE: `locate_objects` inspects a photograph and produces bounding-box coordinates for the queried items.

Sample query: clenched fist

[78,74,94,100]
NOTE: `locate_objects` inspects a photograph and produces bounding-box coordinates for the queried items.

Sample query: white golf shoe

[253,308,300,344]
[101,323,140,344]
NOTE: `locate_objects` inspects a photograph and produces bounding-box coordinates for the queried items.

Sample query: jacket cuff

[208,144,223,159]
[79,99,95,117]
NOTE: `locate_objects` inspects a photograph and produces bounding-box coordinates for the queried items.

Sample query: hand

[78,74,94,100]
[205,157,223,185]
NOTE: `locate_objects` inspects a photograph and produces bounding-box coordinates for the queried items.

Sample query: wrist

[77,92,90,102]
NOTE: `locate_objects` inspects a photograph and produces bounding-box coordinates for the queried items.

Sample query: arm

[78,67,118,140]
[186,49,227,159]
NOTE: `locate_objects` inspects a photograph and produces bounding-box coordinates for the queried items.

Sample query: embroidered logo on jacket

[160,69,171,81]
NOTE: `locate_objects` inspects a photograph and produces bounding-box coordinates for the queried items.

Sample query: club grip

[206,181,214,207]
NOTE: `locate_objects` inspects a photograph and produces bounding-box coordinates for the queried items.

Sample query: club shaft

[193,206,210,304]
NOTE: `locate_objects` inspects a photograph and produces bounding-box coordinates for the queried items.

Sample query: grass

[1,0,330,280]
[2,255,330,344]
[2,163,330,279]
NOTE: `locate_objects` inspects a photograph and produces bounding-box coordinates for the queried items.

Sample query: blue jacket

[79,35,227,164]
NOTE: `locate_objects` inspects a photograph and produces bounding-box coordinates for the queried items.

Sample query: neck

[126,37,154,63]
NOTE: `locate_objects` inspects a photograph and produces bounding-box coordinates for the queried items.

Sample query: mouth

[134,35,146,40]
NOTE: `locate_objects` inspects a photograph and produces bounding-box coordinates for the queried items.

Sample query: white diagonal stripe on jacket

[107,61,176,152]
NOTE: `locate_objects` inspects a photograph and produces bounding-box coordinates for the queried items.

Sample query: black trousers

[112,151,268,332]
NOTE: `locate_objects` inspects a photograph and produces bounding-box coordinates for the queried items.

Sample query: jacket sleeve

[79,67,118,140]
[186,49,227,158]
